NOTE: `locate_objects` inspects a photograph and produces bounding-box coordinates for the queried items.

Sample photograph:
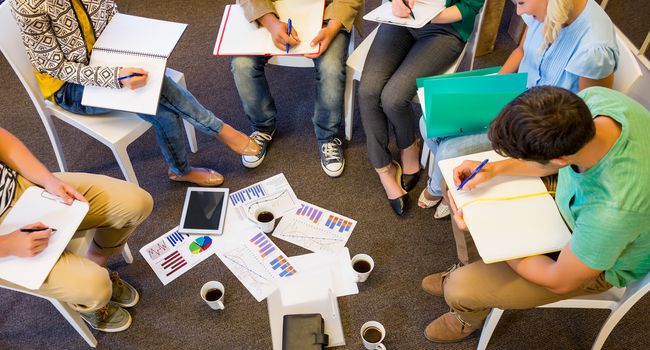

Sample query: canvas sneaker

[242,131,273,168]
[319,138,345,177]
[80,302,132,333]
[110,271,140,308]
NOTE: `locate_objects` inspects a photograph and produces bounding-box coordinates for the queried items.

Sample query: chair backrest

[620,269,650,305]
[613,27,643,94]
[466,0,488,71]
[0,2,50,117]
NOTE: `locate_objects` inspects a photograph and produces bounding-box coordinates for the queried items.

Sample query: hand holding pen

[390,0,415,20]
[454,159,492,191]
[117,67,148,90]
[0,223,55,257]
[258,13,300,52]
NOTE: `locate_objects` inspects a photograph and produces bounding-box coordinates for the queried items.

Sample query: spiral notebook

[0,187,89,290]
[82,14,187,115]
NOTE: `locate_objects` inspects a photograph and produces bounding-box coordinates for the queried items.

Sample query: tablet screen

[179,188,229,235]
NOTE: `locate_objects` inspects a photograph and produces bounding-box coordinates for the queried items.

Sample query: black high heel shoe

[401,169,421,192]
[388,160,409,216]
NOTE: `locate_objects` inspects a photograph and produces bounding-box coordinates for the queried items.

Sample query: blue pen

[456,159,489,191]
[117,73,144,81]
[285,18,292,54]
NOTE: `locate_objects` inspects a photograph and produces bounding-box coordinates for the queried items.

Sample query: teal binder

[417,67,527,138]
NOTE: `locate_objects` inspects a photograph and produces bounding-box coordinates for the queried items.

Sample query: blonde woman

[419,0,618,219]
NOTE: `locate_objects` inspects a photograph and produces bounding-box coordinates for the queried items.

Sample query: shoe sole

[423,328,476,343]
[321,159,344,177]
[242,153,266,168]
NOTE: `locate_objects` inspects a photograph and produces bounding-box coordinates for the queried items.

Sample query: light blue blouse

[518,0,619,92]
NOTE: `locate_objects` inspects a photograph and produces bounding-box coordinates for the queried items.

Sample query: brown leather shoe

[421,262,462,297]
[168,167,224,187]
[216,124,261,156]
[424,312,482,343]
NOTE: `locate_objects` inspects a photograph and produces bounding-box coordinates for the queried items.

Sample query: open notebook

[364,0,445,28]
[82,14,187,115]
[439,150,572,264]
[213,0,325,56]
[0,187,89,290]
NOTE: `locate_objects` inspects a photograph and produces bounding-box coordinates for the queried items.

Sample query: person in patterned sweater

[9,0,260,187]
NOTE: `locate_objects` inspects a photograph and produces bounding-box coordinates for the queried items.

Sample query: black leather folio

[282,313,329,350]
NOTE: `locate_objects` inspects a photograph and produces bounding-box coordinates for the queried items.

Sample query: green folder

[418,67,527,138]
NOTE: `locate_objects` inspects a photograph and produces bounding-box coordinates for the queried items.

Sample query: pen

[456,159,489,191]
[286,18,292,54]
[117,73,144,81]
[20,227,57,233]
[389,0,415,20]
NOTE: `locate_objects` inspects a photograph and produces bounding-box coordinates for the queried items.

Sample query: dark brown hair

[488,86,595,163]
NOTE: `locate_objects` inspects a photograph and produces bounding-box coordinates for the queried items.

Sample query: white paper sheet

[272,200,356,254]
[0,187,89,290]
[363,0,445,28]
[288,248,359,298]
[139,226,218,285]
[439,150,572,263]
[215,228,298,302]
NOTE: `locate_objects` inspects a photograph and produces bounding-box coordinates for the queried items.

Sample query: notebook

[438,150,572,264]
[0,187,89,289]
[363,0,446,28]
[416,67,527,138]
[213,0,325,56]
[81,13,188,115]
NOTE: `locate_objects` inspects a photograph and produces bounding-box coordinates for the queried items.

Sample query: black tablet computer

[178,187,229,235]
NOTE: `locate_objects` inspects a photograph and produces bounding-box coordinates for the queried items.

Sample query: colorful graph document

[439,150,572,263]
[223,173,300,234]
[215,228,298,302]
[139,226,218,285]
[272,201,356,254]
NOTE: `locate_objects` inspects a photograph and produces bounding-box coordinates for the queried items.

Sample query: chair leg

[590,305,633,350]
[343,67,355,141]
[42,113,69,172]
[420,142,430,170]
[49,299,98,348]
[110,144,139,186]
[183,120,199,154]
[477,308,504,350]
[121,242,134,264]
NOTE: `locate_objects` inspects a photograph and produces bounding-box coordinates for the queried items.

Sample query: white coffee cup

[351,254,374,283]
[361,321,386,350]
[200,281,225,310]
[252,207,276,233]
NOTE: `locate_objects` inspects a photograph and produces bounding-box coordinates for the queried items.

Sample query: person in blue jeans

[11,0,259,187]
[230,0,362,178]
[358,0,484,215]
[419,0,619,218]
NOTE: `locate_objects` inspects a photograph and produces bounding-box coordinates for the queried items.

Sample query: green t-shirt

[556,87,650,288]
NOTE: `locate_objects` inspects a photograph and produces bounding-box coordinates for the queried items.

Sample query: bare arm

[499,27,527,74]
[578,73,614,91]
[506,243,602,294]
[453,158,558,191]
[431,5,462,24]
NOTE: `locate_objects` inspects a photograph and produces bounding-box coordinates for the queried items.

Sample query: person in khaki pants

[421,86,650,343]
[0,127,153,332]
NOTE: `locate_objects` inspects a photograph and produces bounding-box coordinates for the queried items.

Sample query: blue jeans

[359,23,464,169]
[423,125,492,196]
[230,30,350,145]
[54,75,224,176]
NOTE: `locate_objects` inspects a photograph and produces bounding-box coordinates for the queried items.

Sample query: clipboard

[0,187,89,290]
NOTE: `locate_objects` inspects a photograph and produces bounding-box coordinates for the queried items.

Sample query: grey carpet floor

[1,0,649,349]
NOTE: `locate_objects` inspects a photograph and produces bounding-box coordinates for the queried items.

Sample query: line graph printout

[140,226,218,285]
[223,173,300,234]
[273,201,357,254]
[215,229,297,302]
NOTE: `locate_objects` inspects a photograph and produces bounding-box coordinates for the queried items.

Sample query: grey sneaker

[319,138,345,177]
[110,271,139,308]
[242,131,273,168]
[80,302,132,333]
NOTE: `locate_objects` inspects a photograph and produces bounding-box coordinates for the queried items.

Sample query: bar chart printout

[273,200,357,254]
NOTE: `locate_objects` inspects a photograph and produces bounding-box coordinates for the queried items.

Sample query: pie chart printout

[189,236,213,254]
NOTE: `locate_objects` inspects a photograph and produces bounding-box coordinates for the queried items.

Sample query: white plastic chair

[0,1,199,187]
[0,229,129,348]
[477,270,650,350]
[612,27,643,94]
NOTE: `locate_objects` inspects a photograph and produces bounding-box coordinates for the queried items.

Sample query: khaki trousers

[0,173,152,312]
[440,181,611,326]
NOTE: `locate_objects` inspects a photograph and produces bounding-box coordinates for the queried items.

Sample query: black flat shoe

[389,193,409,216]
[402,169,421,192]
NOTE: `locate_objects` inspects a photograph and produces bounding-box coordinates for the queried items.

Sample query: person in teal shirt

[421,86,650,342]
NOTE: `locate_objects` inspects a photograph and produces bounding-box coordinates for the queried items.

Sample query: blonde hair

[543,0,573,48]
